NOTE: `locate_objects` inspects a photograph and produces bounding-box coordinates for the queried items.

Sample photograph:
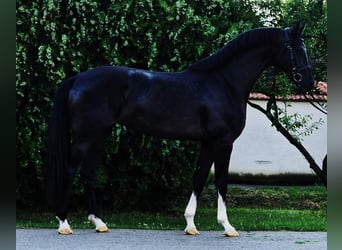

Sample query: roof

[249,92,327,102]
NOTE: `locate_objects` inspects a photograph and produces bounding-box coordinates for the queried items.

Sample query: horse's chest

[204,100,246,139]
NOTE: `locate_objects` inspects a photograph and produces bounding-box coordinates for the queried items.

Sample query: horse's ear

[294,21,306,35]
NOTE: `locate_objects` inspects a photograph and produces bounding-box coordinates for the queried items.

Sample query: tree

[247,97,326,186]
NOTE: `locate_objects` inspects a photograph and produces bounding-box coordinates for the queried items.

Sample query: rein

[284,28,327,115]
[304,91,327,115]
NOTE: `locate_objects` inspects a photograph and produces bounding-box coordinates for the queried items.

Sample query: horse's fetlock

[184,212,195,218]
[217,218,227,225]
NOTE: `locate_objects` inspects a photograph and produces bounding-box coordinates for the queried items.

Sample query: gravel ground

[16,229,326,250]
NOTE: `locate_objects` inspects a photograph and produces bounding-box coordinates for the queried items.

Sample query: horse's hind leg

[55,160,79,234]
[184,142,213,235]
[74,127,111,233]
[55,135,90,234]
[54,123,110,234]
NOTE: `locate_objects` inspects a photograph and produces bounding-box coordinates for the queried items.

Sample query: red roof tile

[248,92,327,102]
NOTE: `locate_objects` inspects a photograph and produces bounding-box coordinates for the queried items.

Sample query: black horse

[44,22,314,236]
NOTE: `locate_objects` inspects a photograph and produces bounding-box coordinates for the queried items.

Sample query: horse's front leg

[184,142,213,235]
[213,139,239,237]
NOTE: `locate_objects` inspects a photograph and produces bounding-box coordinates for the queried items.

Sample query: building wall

[229,100,327,176]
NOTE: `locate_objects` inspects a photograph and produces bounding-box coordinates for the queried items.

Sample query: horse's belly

[119,113,204,140]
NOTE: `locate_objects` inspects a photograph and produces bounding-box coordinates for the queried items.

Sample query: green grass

[16,185,327,231]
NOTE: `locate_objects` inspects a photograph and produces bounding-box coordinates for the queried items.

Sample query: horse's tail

[44,76,75,209]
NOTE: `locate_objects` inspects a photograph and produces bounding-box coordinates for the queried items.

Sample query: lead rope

[304,91,327,115]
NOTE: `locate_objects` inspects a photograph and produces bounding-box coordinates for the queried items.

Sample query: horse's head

[275,22,314,93]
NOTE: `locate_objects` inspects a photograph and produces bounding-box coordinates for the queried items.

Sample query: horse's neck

[218,45,275,99]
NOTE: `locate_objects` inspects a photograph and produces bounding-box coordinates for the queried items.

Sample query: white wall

[229,100,327,175]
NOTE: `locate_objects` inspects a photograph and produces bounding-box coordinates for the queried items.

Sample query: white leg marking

[56,216,73,235]
[88,214,110,233]
[217,193,239,237]
[184,192,200,235]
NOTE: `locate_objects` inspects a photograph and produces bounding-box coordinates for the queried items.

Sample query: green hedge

[16,0,326,211]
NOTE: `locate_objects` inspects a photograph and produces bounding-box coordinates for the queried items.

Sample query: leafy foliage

[16,0,326,210]
[277,104,325,142]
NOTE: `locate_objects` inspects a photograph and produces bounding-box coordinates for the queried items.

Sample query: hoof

[96,226,110,233]
[58,228,74,235]
[88,214,110,233]
[224,230,239,237]
[56,217,73,235]
[185,228,200,235]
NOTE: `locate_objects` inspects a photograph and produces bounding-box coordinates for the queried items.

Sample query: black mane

[188,27,284,72]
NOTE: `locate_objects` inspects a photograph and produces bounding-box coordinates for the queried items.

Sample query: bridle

[284,28,327,115]
[283,28,311,85]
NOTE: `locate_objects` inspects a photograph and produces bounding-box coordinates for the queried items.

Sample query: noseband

[283,28,311,85]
